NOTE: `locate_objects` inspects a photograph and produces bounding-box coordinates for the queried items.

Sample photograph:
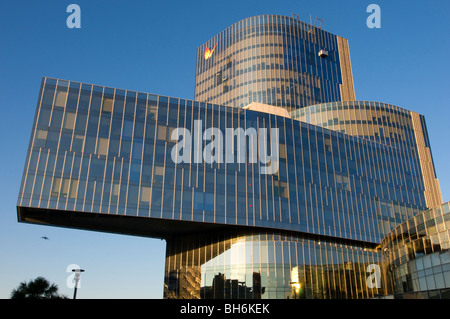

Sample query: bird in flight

[41,236,49,240]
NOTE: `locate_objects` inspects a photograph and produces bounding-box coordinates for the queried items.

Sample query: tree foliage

[11,276,68,299]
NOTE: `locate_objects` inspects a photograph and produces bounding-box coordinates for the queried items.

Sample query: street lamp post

[71,268,85,299]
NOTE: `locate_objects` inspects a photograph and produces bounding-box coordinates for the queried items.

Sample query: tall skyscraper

[16,15,444,299]
[195,15,355,110]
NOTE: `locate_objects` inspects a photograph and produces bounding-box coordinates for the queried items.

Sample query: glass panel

[54,83,68,107]
[140,186,151,203]
[157,125,167,141]
[122,120,133,139]
[96,138,109,156]
[51,177,61,197]
[194,190,204,210]
[72,134,84,152]
[153,165,164,185]
[34,129,48,148]
[63,112,76,130]
[69,179,78,199]
[102,97,114,113]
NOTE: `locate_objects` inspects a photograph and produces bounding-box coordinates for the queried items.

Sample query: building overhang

[17,205,380,249]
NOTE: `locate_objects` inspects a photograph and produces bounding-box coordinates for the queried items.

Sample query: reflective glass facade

[381,202,450,298]
[292,101,442,208]
[291,100,421,145]
[17,77,440,299]
[165,230,380,299]
[195,15,355,111]
[18,78,428,242]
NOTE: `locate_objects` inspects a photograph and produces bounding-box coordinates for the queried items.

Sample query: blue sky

[0,0,449,298]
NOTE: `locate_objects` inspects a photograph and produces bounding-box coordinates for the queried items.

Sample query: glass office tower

[195,15,355,111]
[17,77,440,299]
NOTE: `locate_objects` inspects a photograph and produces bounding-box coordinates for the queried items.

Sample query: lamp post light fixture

[71,268,85,299]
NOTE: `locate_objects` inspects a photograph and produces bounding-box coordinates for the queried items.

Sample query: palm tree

[11,276,68,299]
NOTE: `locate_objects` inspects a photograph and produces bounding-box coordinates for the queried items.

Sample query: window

[216,71,223,85]
[111,183,120,204]
[130,162,141,181]
[279,143,287,159]
[59,132,72,151]
[42,83,56,107]
[96,138,109,156]
[69,179,78,199]
[51,177,62,197]
[153,165,164,185]
[157,125,167,141]
[335,174,350,191]
[120,140,131,158]
[50,108,64,129]
[122,120,133,139]
[154,142,166,163]
[63,112,76,130]
[54,90,67,107]
[140,186,151,203]
[147,95,158,121]
[182,188,192,212]
[60,178,70,198]
[273,180,288,198]
[151,187,162,210]
[141,164,152,184]
[157,97,168,123]
[51,177,78,198]
[204,192,214,211]
[102,97,114,113]
[132,140,143,160]
[194,191,203,210]
[98,116,111,137]
[46,131,60,149]
[324,137,332,152]
[71,134,83,152]
[167,127,177,142]
[89,158,105,178]
[37,108,51,127]
[34,129,48,148]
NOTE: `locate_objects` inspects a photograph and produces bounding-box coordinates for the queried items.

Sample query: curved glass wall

[165,230,382,299]
[291,101,416,147]
[381,202,450,298]
[195,15,355,111]
[291,100,442,208]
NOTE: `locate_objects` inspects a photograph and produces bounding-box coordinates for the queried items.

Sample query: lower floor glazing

[164,230,382,299]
